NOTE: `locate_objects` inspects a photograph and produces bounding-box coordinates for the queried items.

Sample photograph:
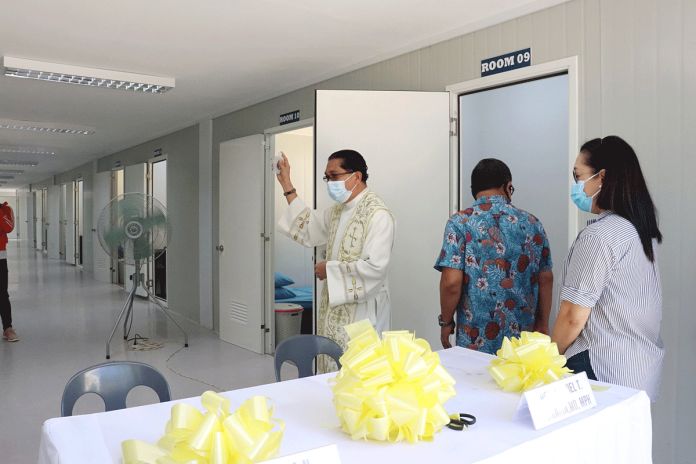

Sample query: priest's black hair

[328,149,369,183]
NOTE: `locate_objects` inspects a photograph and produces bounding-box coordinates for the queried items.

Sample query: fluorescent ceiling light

[3,57,174,94]
[0,176,14,180]
[0,118,95,135]
[0,170,24,175]
[0,160,37,167]
[0,144,55,155]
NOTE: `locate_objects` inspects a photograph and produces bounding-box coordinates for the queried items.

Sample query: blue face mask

[327,172,356,203]
[571,172,601,212]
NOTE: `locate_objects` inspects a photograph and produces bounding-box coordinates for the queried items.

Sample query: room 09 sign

[481,48,532,77]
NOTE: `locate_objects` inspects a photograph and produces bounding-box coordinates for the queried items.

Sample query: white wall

[274,132,314,287]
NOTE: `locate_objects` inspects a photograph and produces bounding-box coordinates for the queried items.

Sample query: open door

[124,163,148,297]
[22,193,32,244]
[65,181,75,265]
[60,184,67,259]
[93,171,112,283]
[35,191,43,250]
[219,135,266,354]
[315,90,450,348]
[47,186,61,259]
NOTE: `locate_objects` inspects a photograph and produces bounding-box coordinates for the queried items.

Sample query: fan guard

[97,193,170,266]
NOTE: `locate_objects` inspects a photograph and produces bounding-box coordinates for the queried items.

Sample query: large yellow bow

[486,331,572,392]
[122,392,285,464]
[329,319,457,444]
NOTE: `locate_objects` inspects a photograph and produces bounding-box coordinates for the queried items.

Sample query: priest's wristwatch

[438,314,455,327]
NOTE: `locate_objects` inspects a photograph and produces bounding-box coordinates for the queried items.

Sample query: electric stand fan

[98,192,188,359]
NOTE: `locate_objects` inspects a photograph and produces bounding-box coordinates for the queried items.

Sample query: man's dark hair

[328,149,369,183]
[470,158,512,199]
[580,136,662,261]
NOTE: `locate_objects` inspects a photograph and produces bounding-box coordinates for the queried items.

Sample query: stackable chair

[274,334,343,381]
[61,361,171,417]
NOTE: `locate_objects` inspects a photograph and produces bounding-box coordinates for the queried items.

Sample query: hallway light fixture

[0,145,55,155]
[0,170,24,175]
[3,57,175,94]
[0,118,96,135]
[0,176,14,180]
[0,161,37,167]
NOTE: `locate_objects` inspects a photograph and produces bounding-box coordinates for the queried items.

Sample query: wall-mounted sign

[280,110,300,126]
[481,48,532,77]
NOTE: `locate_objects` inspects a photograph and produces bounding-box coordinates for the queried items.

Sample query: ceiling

[0,0,567,191]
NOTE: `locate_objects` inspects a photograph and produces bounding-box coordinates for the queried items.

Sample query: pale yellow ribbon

[122,392,285,464]
[328,319,457,444]
[486,331,572,392]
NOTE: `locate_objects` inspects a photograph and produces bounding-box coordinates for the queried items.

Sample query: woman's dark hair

[470,158,512,199]
[328,149,369,182]
[580,136,662,261]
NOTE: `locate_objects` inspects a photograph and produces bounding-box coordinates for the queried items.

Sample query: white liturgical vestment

[277,188,396,372]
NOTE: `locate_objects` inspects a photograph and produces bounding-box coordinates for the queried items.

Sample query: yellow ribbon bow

[122,391,285,464]
[486,331,572,392]
[328,319,457,444]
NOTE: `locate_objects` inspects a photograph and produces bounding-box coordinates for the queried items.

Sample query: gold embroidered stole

[317,191,391,373]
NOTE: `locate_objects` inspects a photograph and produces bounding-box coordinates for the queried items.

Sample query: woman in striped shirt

[552,136,664,401]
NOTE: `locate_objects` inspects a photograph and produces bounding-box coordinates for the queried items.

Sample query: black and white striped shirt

[556,211,664,401]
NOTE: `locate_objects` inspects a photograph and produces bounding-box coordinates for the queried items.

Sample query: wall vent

[98,257,107,269]
[230,300,248,325]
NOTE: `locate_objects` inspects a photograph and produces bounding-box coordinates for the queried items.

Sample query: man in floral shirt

[435,159,553,354]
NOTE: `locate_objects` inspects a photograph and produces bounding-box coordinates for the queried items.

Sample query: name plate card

[512,372,597,430]
[264,444,341,464]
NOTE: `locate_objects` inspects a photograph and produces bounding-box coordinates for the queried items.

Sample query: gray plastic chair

[274,334,343,381]
[61,361,171,417]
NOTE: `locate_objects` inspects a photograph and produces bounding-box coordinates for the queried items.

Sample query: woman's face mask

[571,171,601,212]
[327,172,357,203]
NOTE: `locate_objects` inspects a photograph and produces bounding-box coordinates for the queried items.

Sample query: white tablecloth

[38,347,652,464]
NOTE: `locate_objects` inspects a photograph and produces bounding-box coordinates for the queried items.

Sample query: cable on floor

[126,334,165,351]
[164,342,227,392]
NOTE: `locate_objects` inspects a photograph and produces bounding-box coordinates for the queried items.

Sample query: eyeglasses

[322,171,354,183]
[572,170,595,183]
[509,185,515,196]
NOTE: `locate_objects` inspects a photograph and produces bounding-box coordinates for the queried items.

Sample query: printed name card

[512,372,597,430]
[264,444,341,464]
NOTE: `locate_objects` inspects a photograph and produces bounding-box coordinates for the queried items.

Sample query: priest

[276,149,396,372]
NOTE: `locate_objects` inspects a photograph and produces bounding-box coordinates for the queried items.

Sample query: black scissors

[447,413,477,431]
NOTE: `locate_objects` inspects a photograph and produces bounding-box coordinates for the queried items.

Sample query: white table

[38,347,652,464]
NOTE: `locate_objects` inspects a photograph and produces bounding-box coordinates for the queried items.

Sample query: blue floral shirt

[434,196,552,354]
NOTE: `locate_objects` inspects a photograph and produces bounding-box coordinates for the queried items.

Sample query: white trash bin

[275,303,303,346]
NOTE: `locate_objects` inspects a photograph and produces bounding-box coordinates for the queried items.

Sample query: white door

[124,163,148,296]
[93,171,112,283]
[219,135,266,354]
[315,90,450,348]
[47,186,60,259]
[65,182,75,265]
[19,193,29,242]
[60,184,67,259]
[35,192,43,250]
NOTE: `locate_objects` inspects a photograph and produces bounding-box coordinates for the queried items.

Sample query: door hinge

[146,172,152,180]
[261,324,270,333]
[260,233,270,242]
[450,118,458,136]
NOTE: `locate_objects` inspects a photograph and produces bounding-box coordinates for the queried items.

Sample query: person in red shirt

[0,202,17,342]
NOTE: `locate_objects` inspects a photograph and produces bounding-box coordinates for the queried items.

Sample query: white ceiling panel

[0,0,568,188]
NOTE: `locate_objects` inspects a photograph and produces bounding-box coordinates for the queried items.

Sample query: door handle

[216,245,224,252]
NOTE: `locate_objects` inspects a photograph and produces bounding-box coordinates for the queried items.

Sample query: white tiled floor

[0,240,295,464]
